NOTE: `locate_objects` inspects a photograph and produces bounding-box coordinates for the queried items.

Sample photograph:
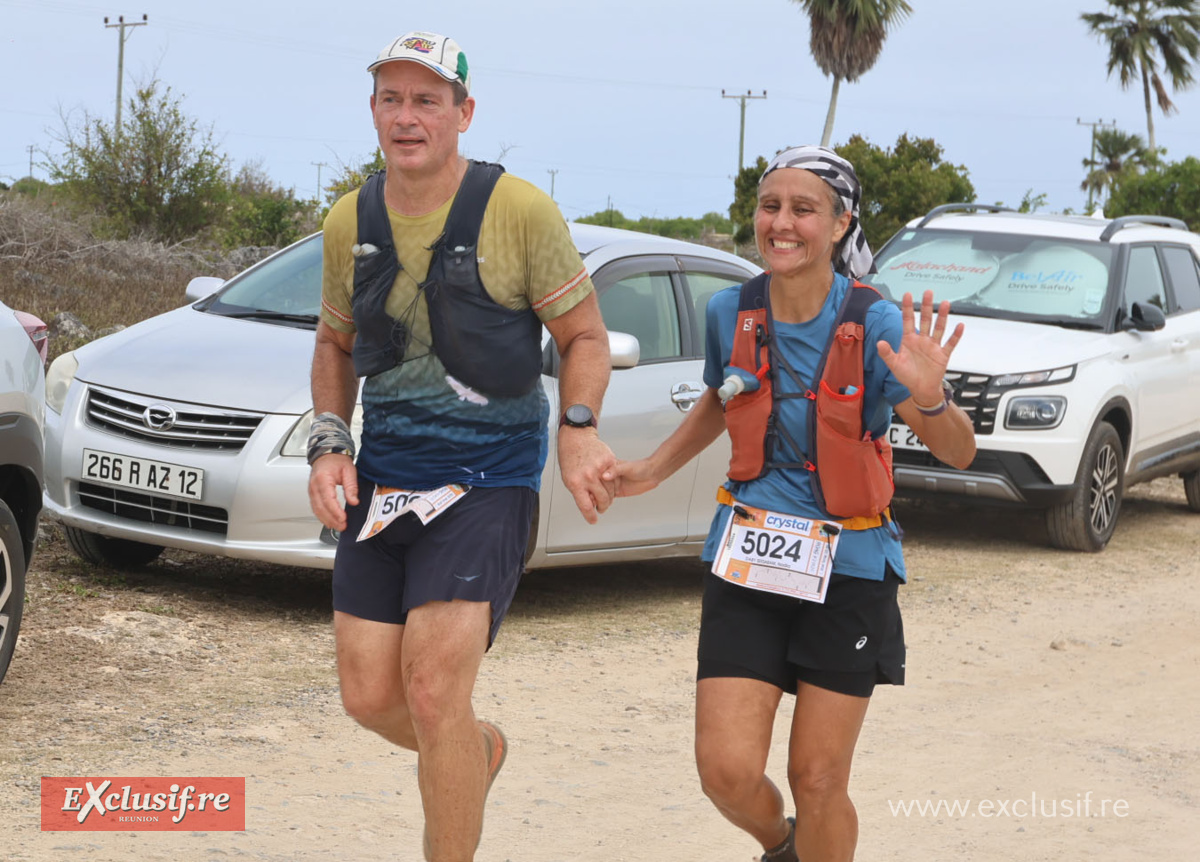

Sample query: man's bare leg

[402,599,492,861]
[334,602,494,861]
[334,611,417,748]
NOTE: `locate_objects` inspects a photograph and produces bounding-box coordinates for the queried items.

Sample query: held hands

[308,454,358,532]
[558,428,618,524]
[877,290,965,405]
[603,457,660,499]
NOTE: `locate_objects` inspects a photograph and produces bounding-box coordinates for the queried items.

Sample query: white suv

[862,205,1200,551]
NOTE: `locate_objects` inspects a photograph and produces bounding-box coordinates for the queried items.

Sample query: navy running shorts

[332,479,537,646]
[697,568,906,698]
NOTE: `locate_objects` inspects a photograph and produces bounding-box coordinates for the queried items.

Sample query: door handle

[670,382,704,412]
[1170,338,1187,353]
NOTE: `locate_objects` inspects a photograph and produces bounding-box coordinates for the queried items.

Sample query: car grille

[86,388,263,451]
[893,370,999,435]
[78,482,229,536]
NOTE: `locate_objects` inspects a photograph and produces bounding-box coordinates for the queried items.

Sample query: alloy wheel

[1088,441,1121,535]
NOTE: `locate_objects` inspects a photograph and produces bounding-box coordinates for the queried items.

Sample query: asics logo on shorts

[855,636,868,650]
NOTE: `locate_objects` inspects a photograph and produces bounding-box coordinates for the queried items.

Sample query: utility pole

[312,161,329,199]
[547,168,558,202]
[1077,117,1117,214]
[26,145,34,179]
[721,89,767,173]
[104,14,148,133]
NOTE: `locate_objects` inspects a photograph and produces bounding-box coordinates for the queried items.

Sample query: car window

[863,229,1115,324]
[207,235,324,318]
[598,272,681,362]
[1124,246,1167,312]
[686,271,746,328]
[1160,245,1200,313]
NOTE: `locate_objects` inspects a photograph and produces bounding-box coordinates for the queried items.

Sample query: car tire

[63,526,165,569]
[1184,470,1200,513]
[0,499,27,685]
[1045,421,1124,552]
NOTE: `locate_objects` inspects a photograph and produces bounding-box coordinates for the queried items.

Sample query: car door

[1157,244,1200,439]
[1121,244,1193,456]
[676,262,756,543]
[544,255,703,553]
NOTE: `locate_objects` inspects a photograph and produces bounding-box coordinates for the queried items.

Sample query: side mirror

[1128,301,1166,332]
[185,276,225,303]
[608,331,640,369]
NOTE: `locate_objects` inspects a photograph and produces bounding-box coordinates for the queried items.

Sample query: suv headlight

[281,405,364,457]
[992,365,1075,388]
[1005,395,1066,429]
[45,351,79,414]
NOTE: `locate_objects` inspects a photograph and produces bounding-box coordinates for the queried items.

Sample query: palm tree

[793,0,913,147]
[1082,0,1200,154]
[1081,128,1150,211]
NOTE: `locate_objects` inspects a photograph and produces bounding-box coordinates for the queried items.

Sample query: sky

[4,0,1200,227]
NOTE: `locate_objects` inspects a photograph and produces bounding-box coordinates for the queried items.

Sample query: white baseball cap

[368,31,471,95]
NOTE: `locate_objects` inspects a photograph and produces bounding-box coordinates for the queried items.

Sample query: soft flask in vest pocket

[350,242,409,378]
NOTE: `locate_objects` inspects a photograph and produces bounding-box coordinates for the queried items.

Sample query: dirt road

[1,479,1197,861]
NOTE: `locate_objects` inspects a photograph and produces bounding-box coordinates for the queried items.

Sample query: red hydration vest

[723,273,894,520]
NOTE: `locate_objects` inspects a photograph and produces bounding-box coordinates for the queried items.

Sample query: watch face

[564,404,595,427]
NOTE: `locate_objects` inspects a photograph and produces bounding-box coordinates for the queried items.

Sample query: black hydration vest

[350,161,544,398]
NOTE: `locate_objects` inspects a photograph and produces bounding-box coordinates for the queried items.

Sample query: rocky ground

[1,480,1197,861]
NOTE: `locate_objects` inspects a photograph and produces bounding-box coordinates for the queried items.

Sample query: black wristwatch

[559,404,597,429]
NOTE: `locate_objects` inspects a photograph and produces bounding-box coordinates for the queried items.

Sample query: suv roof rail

[1099,214,1190,242]
[916,203,1017,228]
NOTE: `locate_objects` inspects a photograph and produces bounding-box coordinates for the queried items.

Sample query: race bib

[357,484,470,541]
[711,500,841,603]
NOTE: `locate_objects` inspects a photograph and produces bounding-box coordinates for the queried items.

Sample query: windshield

[862,228,1116,326]
[201,234,323,325]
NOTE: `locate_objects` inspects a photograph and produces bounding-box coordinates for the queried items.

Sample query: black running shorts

[697,568,906,698]
[332,479,537,646]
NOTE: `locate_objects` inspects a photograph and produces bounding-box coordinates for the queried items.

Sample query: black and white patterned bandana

[760,145,875,278]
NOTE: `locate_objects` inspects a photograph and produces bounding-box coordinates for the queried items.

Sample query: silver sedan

[43,224,758,571]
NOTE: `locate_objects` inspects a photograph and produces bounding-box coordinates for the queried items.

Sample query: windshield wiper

[947,305,1106,330]
[1043,318,1105,331]
[218,310,319,324]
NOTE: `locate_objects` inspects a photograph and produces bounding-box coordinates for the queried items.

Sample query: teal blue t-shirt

[701,272,911,581]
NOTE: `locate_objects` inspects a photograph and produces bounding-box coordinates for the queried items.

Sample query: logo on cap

[402,37,435,54]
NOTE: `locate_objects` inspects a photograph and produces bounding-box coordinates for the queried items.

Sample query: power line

[721,89,767,173]
[103,14,148,133]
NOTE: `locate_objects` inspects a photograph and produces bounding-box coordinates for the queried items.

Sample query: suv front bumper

[892,447,1076,508]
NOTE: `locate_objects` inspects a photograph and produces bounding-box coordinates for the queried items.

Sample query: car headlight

[280,405,364,457]
[1005,395,1067,429]
[45,351,79,414]
[992,365,1075,388]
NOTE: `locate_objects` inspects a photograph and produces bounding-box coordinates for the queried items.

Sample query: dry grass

[0,195,276,361]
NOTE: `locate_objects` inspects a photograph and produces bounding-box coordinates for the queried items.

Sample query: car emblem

[143,405,177,431]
